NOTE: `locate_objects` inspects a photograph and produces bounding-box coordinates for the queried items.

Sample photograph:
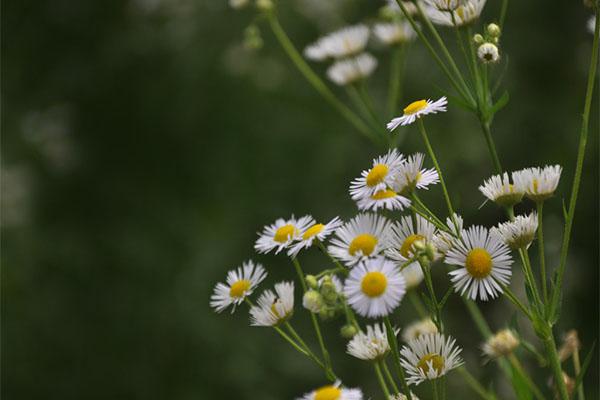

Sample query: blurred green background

[2,0,598,399]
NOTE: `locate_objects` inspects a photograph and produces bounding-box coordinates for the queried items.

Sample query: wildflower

[386,215,438,264]
[255,215,314,254]
[402,263,425,289]
[423,0,463,11]
[486,23,501,38]
[304,24,370,61]
[356,188,411,212]
[402,318,438,342]
[491,212,538,250]
[340,324,359,339]
[400,333,463,384]
[558,330,581,362]
[372,22,416,46]
[328,213,393,267]
[482,329,520,359]
[473,33,485,44]
[288,217,343,257]
[512,165,562,201]
[297,381,363,400]
[303,290,324,313]
[327,53,378,86]
[425,0,487,27]
[431,213,464,256]
[477,43,500,63]
[210,260,267,313]
[350,149,405,200]
[387,97,448,129]
[384,0,418,16]
[344,257,406,318]
[478,172,524,207]
[446,225,513,301]
[347,323,394,361]
[393,153,440,194]
[250,281,295,326]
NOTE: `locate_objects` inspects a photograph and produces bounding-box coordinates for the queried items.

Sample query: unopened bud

[477,43,500,64]
[303,290,323,313]
[319,307,336,320]
[487,23,501,37]
[425,242,437,261]
[305,275,319,290]
[473,33,485,45]
[340,324,358,339]
[320,277,338,302]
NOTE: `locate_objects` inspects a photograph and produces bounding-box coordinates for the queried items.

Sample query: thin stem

[291,258,308,292]
[388,45,406,117]
[419,259,442,331]
[409,291,428,318]
[432,379,440,400]
[272,326,310,358]
[317,241,349,276]
[411,193,447,228]
[508,354,545,400]
[374,362,392,399]
[381,360,400,395]
[384,317,413,400]
[543,328,570,400]
[346,85,386,140]
[499,0,509,28]
[463,298,492,337]
[518,249,543,314]
[502,286,532,321]
[536,201,548,305]
[417,120,455,216]
[266,13,376,142]
[479,120,503,174]
[550,4,599,318]
[573,345,585,400]
[410,205,448,232]
[457,367,497,400]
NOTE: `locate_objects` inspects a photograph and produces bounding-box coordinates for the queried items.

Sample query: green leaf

[573,341,596,394]
[438,286,454,310]
[492,54,510,95]
[420,292,436,314]
[510,363,534,400]
[489,91,510,116]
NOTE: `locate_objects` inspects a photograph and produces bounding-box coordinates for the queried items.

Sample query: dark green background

[2,0,598,399]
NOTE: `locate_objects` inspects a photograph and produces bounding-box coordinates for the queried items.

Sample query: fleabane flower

[446,225,513,301]
[344,257,406,318]
[347,323,394,361]
[393,153,439,194]
[491,213,538,250]
[401,263,425,289]
[423,0,463,11]
[210,261,267,313]
[512,165,562,201]
[425,0,487,27]
[400,333,463,385]
[387,97,448,130]
[402,318,439,343]
[250,281,295,326]
[350,149,405,200]
[328,213,393,267]
[297,381,363,400]
[327,53,378,86]
[305,24,370,61]
[372,22,416,46]
[255,215,314,254]
[288,217,343,257]
[478,172,524,207]
[431,213,464,256]
[386,215,438,263]
[356,188,411,212]
[385,0,418,16]
[477,42,500,64]
[482,329,519,359]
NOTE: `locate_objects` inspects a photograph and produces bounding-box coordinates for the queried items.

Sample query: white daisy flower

[401,263,425,289]
[250,281,295,326]
[425,0,487,27]
[304,42,329,61]
[372,22,416,46]
[255,215,314,254]
[446,225,513,301]
[210,261,267,313]
[423,0,463,11]
[288,217,343,257]
[400,333,463,385]
[347,323,395,361]
[431,213,464,255]
[327,53,378,86]
[477,42,500,64]
[386,215,438,263]
[385,0,418,16]
[512,165,562,201]
[356,188,411,212]
[387,97,448,130]
[297,381,363,400]
[393,153,439,194]
[328,213,393,267]
[309,24,370,60]
[402,318,438,343]
[491,212,538,250]
[589,16,597,34]
[478,172,524,207]
[482,329,519,359]
[344,257,406,318]
[350,149,405,200]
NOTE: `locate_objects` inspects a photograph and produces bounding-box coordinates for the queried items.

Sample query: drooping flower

[255,215,314,254]
[372,22,416,46]
[393,153,439,194]
[402,318,439,343]
[304,25,370,61]
[478,172,524,207]
[491,213,538,250]
[210,260,267,313]
[512,165,562,201]
[425,0,487,27]
[327,53,378,86]
[250,281,295,326]
[400,333,463,384]
[482,329,520,359]
[387,97,448,129]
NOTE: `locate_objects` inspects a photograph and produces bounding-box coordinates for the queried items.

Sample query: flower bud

[302,290,323,313]
[473,33,485,45]
[486,23,501,38]
[305,275,319,290]
[425,242,437,262]
[477,43,500,64]
[340,324,358,339]
[320,276,338,303]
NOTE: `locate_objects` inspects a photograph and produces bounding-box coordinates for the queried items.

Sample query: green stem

[273,326,312,358]
[374,362,392,399]
[410,205,448,232]
[502,286,532,321]
[388,45,406,117]
[417,119,455,216]
[384,317,413,400]
[346,85,386,140]
[550,4,599,318]
[266,13,375,142]
[411,193,447,228]
[536,201,548,305]
[317,241,349,276]
[432,379,440,400]
[508,354,545,400]
[542,327,570,400]
[419,259,442,331]
[409,291,428,318]
[479,120,503,174]
[381,360,400,395]
[573,345,585,400]
[519,249,543,315]
[457,367,497,400]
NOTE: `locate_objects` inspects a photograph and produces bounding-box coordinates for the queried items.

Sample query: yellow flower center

[361,271,388,297]
[400,234,425,258]
[303,223,325,240]
[349,234,378,256]
[270,301,282,318]
[229,279,251,298]
[314,386,341,400]
[465,248,493,279]
[366,164,389,187]
[417,353,445,374]
[532,178,539,193]
[371,189,397,200]
[274,224,296,243]
[403,99,428,115]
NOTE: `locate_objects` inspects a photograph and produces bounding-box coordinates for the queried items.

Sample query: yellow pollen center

[371,189,397,200]
[349,234,378,256]
[270,299,282,319]
[403,99,428,115]
[417,353,445,374]
[361,271,388,297]
[303,224,325,240]
[456,6,465,19]
[314,386,341,400]
[274,224,296,243]
[465,248,493,279]
[229,280,251,298]
[532,178,539,193]
[400,234,425,258]
[366,164,389,187]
